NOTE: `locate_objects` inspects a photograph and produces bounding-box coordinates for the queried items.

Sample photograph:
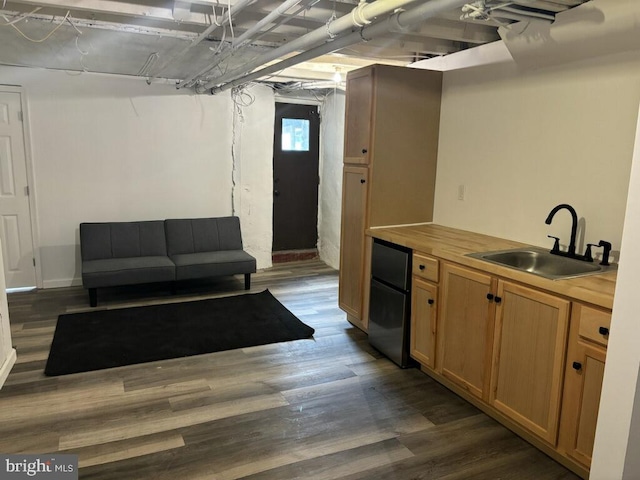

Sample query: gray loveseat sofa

[80,216,256,307]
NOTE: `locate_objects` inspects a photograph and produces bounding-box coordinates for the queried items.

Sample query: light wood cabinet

[338,166,368,319]
[367,225,613,479]
[412,253,439,283]
[437,262,571,440]
[411,277,438,369]
[558,304,610,468]
[413,257,607,478]
[438,262,495,400]
[490,281,570,445]
[338,64,442,328]
[343,68,373,165]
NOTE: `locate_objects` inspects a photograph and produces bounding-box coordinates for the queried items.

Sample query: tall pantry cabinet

[338,65,443,330]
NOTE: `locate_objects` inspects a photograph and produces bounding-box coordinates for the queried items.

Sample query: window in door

[281,118,310,151]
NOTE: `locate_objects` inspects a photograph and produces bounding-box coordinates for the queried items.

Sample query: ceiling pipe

[181,1,319,89]
[177,0,305,89]
[207,0,470,94]
[201,0,422,90]
[232,0,306,48]
[146,0,255,84]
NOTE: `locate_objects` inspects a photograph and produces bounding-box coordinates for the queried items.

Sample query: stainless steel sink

[467,246,614,280]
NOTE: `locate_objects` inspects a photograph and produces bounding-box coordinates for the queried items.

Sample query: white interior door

[0,91,36,288]
[0,236,16,388]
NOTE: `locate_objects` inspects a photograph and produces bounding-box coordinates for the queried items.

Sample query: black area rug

[44,289,314,376]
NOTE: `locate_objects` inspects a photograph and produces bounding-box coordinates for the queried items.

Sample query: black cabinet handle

[419,265,425,271]
[362,148,368,154]
[599,326,610,336]
[572,361,582,371]
[428,299,434,305]
[494,296,502,304]
[360,179,366,184]
[274,190,280,196]
[486,293,494,301]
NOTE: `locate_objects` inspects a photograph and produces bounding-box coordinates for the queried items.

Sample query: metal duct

[201,0,422,90]
[499,0,640,69]
[208,0,470,94]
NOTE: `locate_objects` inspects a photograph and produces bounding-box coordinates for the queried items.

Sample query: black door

[272,102,320,251]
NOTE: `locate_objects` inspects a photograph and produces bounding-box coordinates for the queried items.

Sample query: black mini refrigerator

[368,238,415,368]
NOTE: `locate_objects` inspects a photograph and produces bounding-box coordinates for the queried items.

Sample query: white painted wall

[590,102,640,479]
[434,50,640,258]
[0,66,275,287]
[622,365,640,479]
[318,91,345,269]
[230,84,275,269]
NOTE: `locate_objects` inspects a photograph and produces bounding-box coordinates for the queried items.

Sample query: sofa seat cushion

[82,256,176,288]
[170,250,256,281]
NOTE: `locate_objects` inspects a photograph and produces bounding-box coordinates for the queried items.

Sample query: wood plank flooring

[0,260,579,479]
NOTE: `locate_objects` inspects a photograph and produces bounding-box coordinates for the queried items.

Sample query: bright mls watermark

[0,455,77,479]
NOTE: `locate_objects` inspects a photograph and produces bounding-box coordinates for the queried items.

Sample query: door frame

[0,85,42,289]
[272,96,323,253]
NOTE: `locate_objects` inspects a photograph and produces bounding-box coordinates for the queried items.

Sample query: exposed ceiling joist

[0,0,593,92]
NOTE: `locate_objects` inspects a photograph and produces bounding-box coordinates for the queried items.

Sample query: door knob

[428,299,434,305]
[572,361,582,371]
[274,190,280,196]
[360,179,366,184]
[486,293,494,301]
[362,148,368,154]
[599,326,609,336]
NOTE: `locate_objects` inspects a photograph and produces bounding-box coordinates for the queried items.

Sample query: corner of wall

[230,84,276,270]
[318,91,345,270]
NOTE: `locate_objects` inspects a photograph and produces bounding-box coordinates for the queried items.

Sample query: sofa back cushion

[165,217,243,256]
[80,221,168,261]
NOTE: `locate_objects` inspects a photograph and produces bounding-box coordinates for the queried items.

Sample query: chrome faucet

[545,204,578,257]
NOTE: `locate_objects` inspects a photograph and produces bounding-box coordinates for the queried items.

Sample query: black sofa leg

[89,288,97,308]
[244,274,251,290]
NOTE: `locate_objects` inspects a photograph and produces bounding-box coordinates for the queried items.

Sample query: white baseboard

[0,348,16,389]
[42,278,82,289]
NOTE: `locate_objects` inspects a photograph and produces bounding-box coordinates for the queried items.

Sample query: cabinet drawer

[412,253,439,282]
[578,306,611,348]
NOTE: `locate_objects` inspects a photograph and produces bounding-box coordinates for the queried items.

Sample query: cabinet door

[438,263,495,400]
[559,304,609,468]
[411,278,437,369]
[490,281,570,445]
[343,68,373,165]
[561,342,606,467]
[338,165,369,319]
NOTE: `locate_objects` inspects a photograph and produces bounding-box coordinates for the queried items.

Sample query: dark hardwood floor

[0,260,579,479]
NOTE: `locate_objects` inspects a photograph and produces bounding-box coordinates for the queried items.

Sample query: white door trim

[0,85,42,289]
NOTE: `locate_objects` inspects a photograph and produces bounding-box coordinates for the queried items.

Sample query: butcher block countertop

[367,223,617,310]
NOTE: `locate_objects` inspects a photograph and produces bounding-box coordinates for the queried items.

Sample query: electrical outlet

[458,184,465,201]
